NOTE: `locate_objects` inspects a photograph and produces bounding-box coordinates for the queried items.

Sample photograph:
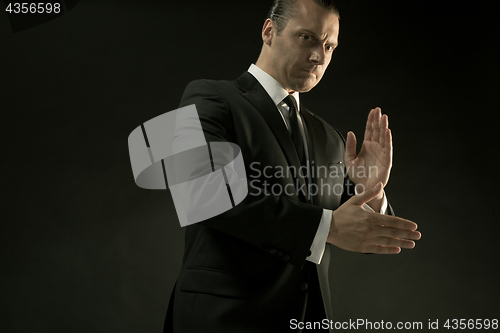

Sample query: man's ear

[262,19,274,46]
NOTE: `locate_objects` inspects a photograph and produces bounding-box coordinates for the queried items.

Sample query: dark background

[1,0,498,332]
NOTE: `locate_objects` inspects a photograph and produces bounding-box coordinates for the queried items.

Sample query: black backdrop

[1,0,499,332]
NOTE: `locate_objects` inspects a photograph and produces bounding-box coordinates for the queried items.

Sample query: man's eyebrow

[298,29,338,46]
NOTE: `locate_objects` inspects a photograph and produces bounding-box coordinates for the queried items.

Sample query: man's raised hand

[345,108,392,192]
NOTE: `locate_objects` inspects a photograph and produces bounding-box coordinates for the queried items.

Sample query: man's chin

[293,82,317,93]
[289,77,319,93]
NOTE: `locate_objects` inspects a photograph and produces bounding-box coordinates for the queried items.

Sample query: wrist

[366,191,385,213]
[371,190,384,202]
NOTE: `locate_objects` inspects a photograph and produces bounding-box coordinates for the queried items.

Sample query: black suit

[164,72,389,332]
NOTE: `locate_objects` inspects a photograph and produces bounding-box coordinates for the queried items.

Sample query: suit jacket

[164,72,390,332]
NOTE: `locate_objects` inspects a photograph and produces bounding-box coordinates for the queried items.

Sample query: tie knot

[283,95,298,112]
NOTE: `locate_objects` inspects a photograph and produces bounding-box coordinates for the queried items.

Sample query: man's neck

[254,61,295,94]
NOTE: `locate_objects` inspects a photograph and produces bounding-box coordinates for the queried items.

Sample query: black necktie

[283,95,306,168]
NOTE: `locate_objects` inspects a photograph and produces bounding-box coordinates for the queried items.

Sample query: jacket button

[299,282,308,291]
[283,254,290,261]
[307,250,312,257]
[269,249,277,255]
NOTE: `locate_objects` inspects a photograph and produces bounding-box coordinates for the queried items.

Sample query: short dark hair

[267,0,340,35]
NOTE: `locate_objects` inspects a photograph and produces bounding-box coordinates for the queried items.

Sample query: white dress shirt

[247,64,387,264]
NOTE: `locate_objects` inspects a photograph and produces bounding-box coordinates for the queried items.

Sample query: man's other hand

[327,183,421,254]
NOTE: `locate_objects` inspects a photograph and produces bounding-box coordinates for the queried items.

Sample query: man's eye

[326,45,334,51]
[301,35,311,41]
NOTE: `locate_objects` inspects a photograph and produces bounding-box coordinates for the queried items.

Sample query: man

[164,0,421,332]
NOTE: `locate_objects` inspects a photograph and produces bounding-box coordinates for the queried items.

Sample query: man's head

[256,0,340,93]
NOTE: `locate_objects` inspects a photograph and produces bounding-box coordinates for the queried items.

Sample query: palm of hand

[345,108,392,191]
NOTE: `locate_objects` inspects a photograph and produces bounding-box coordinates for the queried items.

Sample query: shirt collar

[247,64,301,111]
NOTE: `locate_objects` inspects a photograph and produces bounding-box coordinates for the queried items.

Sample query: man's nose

[309,46,326,65]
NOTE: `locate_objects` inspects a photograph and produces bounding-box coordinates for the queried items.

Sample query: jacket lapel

[235,72,308,202]
[301,108,327,206]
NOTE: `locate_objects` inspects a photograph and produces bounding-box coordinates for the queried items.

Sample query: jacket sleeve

[174,79,323,268]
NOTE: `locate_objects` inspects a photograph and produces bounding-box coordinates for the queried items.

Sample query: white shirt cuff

[306,209,332,264]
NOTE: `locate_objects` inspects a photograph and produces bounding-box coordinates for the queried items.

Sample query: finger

[372,108,381,144]
[349,182,383,206]
[386,128,392,158]
[344,131,357,163]
[373,214,419,232]
[374,237,416,249]
[364,109,374,141]
[364,245,401,254]
[380,114,388,148]
[375,225,421,240]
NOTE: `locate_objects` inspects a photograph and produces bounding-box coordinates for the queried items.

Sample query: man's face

[267,0,339,93]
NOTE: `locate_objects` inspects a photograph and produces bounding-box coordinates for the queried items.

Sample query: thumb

[344,131,357,163]
[349,182,383,206]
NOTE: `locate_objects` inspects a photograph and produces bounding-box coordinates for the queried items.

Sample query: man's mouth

[301,68,317,77]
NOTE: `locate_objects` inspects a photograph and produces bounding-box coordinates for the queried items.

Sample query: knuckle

[363,214,376,225]
[366,226,377,236]
[355,224,369,236]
